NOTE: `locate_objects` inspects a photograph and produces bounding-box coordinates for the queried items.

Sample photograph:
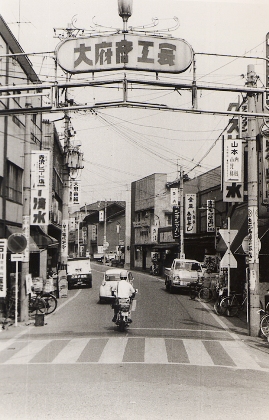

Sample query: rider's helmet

[120,270,128,280]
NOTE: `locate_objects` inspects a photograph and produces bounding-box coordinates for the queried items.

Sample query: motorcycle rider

[111,270,136,323]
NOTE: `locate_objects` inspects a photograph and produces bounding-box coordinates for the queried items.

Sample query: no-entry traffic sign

[7,233,27,253]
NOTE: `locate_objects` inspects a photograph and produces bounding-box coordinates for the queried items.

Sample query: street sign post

[218,217,238,295]
[7,233,27,327]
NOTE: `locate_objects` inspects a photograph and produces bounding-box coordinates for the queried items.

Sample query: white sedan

[99,268,134,303]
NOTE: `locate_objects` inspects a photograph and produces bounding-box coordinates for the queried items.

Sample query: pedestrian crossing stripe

[0,337,266,371]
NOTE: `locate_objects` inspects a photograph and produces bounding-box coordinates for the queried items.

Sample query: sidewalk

[206,299,269,355]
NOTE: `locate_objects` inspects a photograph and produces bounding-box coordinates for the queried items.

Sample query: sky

[1,0,269,204]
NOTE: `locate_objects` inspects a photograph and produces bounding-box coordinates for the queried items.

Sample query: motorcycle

[112,289,138,331]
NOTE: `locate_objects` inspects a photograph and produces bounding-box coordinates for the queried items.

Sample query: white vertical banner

[22,215,30,262]
[61,219,69,258]
[207,199,215,232]
[69,179,81,206]
[151,225,158,243]
[185,194,197,234]
[223,137,244,203]
[248,207,260,264]
[30,151,50,225]
[99,210,104,222]
[0,239,7,297]
[170,188,179,205]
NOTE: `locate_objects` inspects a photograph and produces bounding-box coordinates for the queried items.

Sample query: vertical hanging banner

[99,210,104,222]
[185,194,196,234]
[69,179,81,206]
[170,188,179,205]
[61,219,69,258]
[223,137,244,203]
[266,33,269,110]
[22,215,30,262]
[30,151,50,225]
[0,239,7,297]
[262,136,269,205]
[172,206,180,239]
[207,199,215,232]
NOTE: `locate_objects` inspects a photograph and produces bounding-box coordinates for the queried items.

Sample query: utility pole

[179,167,185,259]
[20,106,32,322]
[60,90,70,269]
[103,200,107,266]
[247,64,260,336]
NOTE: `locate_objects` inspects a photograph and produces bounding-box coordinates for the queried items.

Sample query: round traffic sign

[7,233,27,253]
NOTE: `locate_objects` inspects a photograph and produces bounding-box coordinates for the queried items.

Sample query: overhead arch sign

[56,34,193,74]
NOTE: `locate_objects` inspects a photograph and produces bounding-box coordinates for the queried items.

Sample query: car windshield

[105,274,121,281]
[174,261,201,271]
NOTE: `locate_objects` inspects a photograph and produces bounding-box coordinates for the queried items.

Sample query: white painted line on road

[199,301,239,340]
[183,339,214,366]
[98,337,128,363]
[4,339,50,364]
[52,337,90,364]
[220,340,262,370]
[129,327,228,333]
[144,338,168,364]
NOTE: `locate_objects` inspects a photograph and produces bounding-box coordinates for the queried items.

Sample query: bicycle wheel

[261,314,269,337]
[214,298,227,315]
[43,295,57,315]
[220,296,239,317]
[198,287,213,303]
[36,297,47,314]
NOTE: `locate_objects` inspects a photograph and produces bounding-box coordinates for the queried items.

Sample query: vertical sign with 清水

[185,194,196,234]
[207,199,215,232]
[30,151,50,225]
[0,239,7,298]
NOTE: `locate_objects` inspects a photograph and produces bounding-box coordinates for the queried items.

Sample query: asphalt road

[1,262,269,420]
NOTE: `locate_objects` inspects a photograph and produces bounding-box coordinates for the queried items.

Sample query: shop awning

[152,243,178,249]
[6,225,40,253]
[30,226,58,249]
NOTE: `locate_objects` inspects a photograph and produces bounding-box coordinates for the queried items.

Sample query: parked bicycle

[258,309,269,339]
[29,292,47,314]
[217,291,247,317]
[150,263,159,276]
[40,291,58,314]
[2,292,16,330]
[189,280,213,302]
[213,286,228,315]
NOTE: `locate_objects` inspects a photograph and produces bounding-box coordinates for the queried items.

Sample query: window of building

[166,214,172,226]
[6,161,23,203]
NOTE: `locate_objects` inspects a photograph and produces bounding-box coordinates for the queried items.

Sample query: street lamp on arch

[118,0,133,32]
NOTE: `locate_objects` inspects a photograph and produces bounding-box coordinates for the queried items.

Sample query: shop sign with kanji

[61,219,69,258]
[30,151,50,225]
[222,109,244,203]
[185,194,197,234]
[0,240,7,298]
[207,199,215,232]
[69,179,81,206]
[56,34,193,74]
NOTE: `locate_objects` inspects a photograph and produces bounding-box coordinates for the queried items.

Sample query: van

[67,257,92,289]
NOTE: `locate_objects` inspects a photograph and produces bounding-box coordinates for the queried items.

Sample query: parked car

[99,268,134,303]
[67,257,92,289]
[164,258,203,293]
